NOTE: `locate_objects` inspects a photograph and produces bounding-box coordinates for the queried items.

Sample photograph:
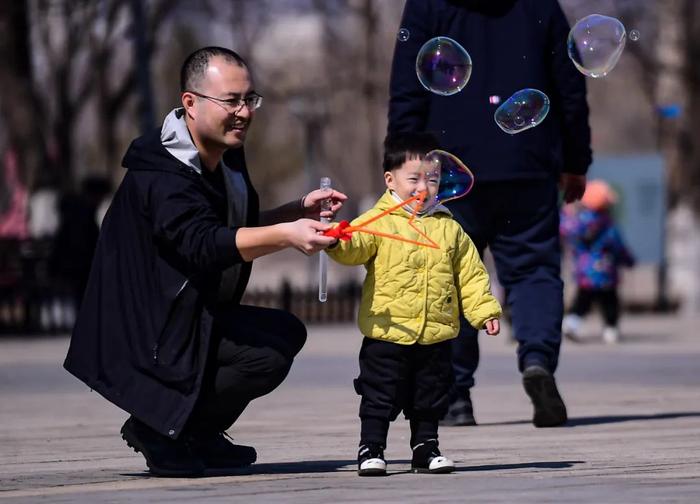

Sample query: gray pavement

[1,313,700,502]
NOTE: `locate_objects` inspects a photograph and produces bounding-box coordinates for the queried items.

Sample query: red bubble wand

[323,190,440,249]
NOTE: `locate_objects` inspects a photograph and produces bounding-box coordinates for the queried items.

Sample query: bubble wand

[318,177,332,302]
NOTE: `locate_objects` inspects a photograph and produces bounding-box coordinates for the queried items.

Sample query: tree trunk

[0,1,47,190]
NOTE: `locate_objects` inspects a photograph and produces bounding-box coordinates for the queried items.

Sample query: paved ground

[1,313,700,503]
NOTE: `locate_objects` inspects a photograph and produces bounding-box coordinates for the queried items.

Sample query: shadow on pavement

[456,460,584,472]
[477,411,700,427]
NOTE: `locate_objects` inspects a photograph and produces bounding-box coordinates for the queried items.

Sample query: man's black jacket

[389,0,592,180]
[64,129,259,439]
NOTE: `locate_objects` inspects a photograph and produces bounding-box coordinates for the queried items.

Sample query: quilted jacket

[327,191,501,345]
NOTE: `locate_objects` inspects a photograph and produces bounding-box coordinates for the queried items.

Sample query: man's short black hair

[180,46,248,92]
[382,132,440,172]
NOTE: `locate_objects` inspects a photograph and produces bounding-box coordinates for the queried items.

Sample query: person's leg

[600,288,621,343]
[444,187,494,424]
[563,287,594,342]
[355,338,409,476]
[407,341,455,473]
[185,305,306,472]
[490,179,567,426]
[188,305,306,434]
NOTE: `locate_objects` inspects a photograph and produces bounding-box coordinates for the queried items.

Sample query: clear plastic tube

[319,177,332,302]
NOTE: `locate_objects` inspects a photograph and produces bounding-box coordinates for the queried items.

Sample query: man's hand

[282,219,337,255]
[485,319,500,336]
[559,174,586,204]
[302,189,348,220]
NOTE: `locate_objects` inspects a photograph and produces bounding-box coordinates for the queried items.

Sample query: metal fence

[0,239,362,335]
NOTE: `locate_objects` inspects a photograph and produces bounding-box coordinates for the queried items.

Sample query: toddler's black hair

[382,132,440,172]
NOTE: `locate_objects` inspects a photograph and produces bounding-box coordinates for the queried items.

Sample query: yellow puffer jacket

[327,191,502,345]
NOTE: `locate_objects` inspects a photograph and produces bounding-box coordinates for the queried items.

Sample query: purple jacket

[560,207,635,289]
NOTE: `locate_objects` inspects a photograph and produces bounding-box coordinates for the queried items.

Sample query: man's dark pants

[187,305,307,434]
[446,178,563,397]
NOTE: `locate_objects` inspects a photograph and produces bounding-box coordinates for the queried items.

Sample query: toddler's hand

[485,319,500,336]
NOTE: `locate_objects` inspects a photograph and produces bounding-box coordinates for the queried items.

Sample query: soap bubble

[421,149,474,205]
[629,29,640,42]
[567,14,626,78]
[397,28,410,42]
[416,36,472,96]
[494,88,550,134]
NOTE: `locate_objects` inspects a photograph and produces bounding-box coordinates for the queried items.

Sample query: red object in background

[0,149,29,240]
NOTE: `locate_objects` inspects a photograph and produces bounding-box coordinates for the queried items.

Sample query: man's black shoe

[186,431,257,475]
[522,365,568,427]
[121,417,205,477]
[440,390,476,426]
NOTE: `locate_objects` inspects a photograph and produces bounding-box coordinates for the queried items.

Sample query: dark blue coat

[64,129,259,439]
[389,0,592,180]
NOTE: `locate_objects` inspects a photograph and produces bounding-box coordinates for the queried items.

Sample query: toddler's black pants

[355,337,452,448]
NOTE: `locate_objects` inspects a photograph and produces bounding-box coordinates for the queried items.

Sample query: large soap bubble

[416,37,472,96]
[567,14,626,78]
[421,149,474,206]
[494,89,550,134]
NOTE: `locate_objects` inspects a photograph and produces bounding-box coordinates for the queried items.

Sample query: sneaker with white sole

[562,314,583,343]
[411,440,455,474]
[357,443,387,476]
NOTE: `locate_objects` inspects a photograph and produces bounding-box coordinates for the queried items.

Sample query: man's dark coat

[64,129,259,438]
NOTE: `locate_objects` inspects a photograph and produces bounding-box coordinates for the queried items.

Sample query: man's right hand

[282,219,337,255]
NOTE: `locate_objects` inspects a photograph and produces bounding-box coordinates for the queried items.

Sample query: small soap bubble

[567,14,627,78]
[494,88,550,134]
[416,36,472,96]
[397,28,410,42]
[629,29,640,41]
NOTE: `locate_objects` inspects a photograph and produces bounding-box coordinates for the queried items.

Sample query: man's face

[384,156,441,210]
[183,56,256,150]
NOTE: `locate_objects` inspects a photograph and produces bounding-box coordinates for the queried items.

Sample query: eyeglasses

[188,90,263,111]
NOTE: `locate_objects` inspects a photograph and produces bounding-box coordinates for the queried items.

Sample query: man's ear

[181,92,196,118]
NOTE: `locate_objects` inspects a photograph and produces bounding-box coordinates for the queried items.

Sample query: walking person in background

[388,0,592,427]
[561,180,635,344]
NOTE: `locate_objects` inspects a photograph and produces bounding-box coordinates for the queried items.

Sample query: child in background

[326,132,501,476]
[560,179,635,344]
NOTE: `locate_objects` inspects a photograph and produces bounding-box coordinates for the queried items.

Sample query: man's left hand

[302,189,348,220]
[559,173,586,204]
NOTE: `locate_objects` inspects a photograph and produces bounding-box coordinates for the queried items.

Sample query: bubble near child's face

[567,14,627,78]
[494,88,550,134]
[421,150,474,205]
[397,28,410,42]
[416,36,472,96]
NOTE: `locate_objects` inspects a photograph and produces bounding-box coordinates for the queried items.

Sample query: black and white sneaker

[357,443,387,476]
[411,440,455,474]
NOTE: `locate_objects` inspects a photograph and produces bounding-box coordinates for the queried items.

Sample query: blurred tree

[29,0,178,187]
[564,0,700,213]
[0,1,48,190]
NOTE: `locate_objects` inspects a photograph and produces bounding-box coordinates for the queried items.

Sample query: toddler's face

[384,157,440,210]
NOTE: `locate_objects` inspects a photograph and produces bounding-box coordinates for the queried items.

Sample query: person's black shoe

[411,439,455,474]
[357,443,387,476]
[440,391,476,426]
[522,365,568,427]
[121,417,204,477]
[186,431,257,475]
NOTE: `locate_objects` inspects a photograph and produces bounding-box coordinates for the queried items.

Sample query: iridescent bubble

[629,29,640,41]
[416,36,472,96]
[567,14,626,78]
[397,28,410,42]
[494,88,550,134]
[421,149,474,205]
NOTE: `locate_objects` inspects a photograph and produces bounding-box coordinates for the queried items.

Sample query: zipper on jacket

[153,279,189,364]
